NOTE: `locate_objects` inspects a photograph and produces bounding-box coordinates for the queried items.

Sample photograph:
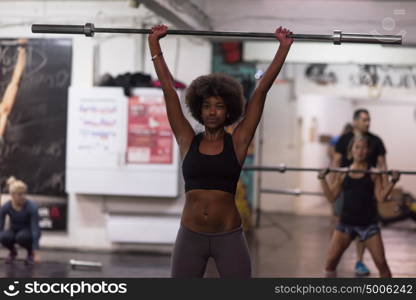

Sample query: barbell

[243,164,416,175]
[31,23,402,45]
[69,259,102,270]
[261,188,324,197]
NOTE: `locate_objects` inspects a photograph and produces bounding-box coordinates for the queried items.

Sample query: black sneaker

[5,248,17,264]
[24,252,34,265]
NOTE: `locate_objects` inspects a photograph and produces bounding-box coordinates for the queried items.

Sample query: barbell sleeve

[32,23,95,37]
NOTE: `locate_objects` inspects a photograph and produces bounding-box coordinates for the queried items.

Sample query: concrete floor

[1,213,415,278]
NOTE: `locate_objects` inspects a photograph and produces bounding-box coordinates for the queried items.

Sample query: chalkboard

[0,38,72,196]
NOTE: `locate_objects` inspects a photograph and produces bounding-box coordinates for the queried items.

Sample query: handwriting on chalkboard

[0,141,63,158]
[0,38,72,196]
[0,45,47,82]
[0,43,70,91]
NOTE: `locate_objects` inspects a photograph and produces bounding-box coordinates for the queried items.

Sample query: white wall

[296,95,353,215]
[206,0,416,45]
[259,89,416,215]
[258,92,353,215]
[0,1,212,251]
[244,41,416,65]
[353,100,416,197]
[248,43,416,217]
[294,96,416,213]
[98,30,212,86]
[257,82,300,214]
[257,64,416,215]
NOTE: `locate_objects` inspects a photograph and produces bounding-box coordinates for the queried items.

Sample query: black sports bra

[182,132,242,194]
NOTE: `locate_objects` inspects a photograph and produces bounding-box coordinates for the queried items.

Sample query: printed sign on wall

[127,94,173,164]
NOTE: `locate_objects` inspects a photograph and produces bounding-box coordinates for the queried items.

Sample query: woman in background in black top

[148,25,292,277]
[319,136,400,277]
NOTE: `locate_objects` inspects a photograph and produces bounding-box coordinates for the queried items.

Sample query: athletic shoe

[5,248,17,264]
[355,261,370,276]
[24,252,34,265]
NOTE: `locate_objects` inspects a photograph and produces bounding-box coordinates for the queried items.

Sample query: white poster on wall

[67,88,125,169]
[77,98,119,152]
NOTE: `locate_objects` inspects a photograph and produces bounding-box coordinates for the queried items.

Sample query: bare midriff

[181,189,242,233]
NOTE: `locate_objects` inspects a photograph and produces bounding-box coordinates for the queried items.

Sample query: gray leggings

[171,225,251,278]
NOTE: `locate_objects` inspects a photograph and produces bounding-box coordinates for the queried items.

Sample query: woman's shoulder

[0,200,12,211]
[0,200,12,213]
[224,130,233,138]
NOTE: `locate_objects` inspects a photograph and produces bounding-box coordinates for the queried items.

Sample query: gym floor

[1,213,415,278]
